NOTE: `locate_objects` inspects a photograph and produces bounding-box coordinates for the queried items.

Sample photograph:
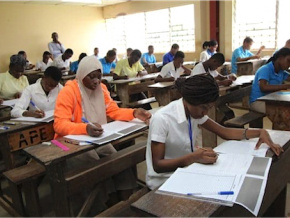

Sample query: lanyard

[188,116,193,152]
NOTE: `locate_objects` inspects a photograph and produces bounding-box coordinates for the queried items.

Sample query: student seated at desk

[191,53,236,86]
[0,54,29,100]
[70,53,87,74]
[155,51,191,82]
[141,45,156,66]
[123,48,133,60]
[52,48,73,74]
[163,43,179,66]
[231,37,265,74]
[200,40,218,62]
[249,48,290,113]
[54,55,151,204]
[146,75,283,190]
[11,66,63,118]
[99,49,117,76]
[18,51,35,70]
[35,51,53,72]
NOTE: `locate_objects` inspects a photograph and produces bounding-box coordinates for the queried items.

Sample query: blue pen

[187,191,234,196]
[0,126,10,130]
[30,100,41,111]
[81,117,98,129]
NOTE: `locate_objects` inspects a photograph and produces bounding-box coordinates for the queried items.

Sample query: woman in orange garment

[53,55,151,212]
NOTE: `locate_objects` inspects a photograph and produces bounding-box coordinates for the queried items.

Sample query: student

[18,51,35,70]
[11,66,63,118]
[94,47,99,59]
[200,40,218,62]
[52,48,73,73]
[112,48,119,63]
[123,48,133,60]
[113,49,147,80]
[35,51,53,72]
[141,45,156,66]
[273,39,290,55]
[231,37,265,74]
[0,55,29,99]
[163,43,179,66]
[155,51,191,82]
[48,32,66,59]
[249,48,290,113]
[99,50,117,76]
[70,53,87,74]
[191,53,236,86]
[146,75,283,190]
[53,56,151,205]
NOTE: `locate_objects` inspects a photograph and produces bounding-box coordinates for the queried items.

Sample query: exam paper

[2,99,18,107]
[11,110,54,123]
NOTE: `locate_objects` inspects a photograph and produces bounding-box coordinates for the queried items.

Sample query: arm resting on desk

[154,75,175,83]
[259,79,290,92]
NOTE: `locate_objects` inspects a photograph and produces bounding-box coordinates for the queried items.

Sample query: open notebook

[64,120,147,145]
[11,110,54,123]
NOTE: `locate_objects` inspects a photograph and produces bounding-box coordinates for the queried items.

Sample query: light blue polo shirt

[231,46,254,73]
[249,61,290,103]
[141,52,156,65]
[99,57,116,74]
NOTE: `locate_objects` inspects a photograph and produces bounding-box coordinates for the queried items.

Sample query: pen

[199,147,220,155]
[30,100,41,111]
[81,117,97,128]
[0,126,9,130]
[187,191,234,196]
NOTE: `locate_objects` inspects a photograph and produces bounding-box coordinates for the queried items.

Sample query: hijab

[75,56,107,125]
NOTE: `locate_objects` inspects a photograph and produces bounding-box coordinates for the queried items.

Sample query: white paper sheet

[231,75,255,86]
[2,99,18,107]
[11,110,54,123]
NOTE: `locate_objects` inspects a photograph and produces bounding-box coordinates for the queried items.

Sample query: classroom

[0,0,289,217]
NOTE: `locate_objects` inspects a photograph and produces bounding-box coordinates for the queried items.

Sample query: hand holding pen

[24,101,45,118]
[82,117,104,137]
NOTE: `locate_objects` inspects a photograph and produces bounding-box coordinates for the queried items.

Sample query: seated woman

[146,75,283,190]
[200,40,218,62]
[250,48,290,113]
[35,51,53,72]
[70,52,87,74]
[18,50,35,70]
[0,54,29,100]
[53,56,151,209]
[11,66,63,118]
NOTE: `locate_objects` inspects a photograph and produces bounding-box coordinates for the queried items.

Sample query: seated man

[35,51,53,72]
[52,48,73,74]
[191,53,236,86]
[231,37,265,74]
[0,55,29,100]
[141,45,156,66]
[11,66,63,118]
[70,53,87,74]
[155,51,191,82]
[162,43,179,66]
[99,50,117,76]
[123,48,133,60]
[18,51,35,70]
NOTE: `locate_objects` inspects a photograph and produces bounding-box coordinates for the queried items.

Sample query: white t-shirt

[159,61,184,80]
[48,42,65,58]
[11,78,63,118]
[146,98,209,190]
[191,62,219,78]
[200,50,216,62]
[52,55,70,71]
[36,60,53,72]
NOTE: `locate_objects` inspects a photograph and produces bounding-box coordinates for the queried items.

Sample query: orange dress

[54,80,134,138]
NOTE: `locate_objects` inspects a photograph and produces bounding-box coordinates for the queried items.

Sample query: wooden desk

[23,70,42,84]
[258,91,290,130]
[0,105,12,122]
[237,58,267,76]
[131,140,290,217]
[24,130,148,217]
[109,73,159,107]
[0,121,54,170]
[60,74,76,85]
[148,82,180,106]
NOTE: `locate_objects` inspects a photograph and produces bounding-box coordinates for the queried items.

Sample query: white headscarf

[76,56,107,125]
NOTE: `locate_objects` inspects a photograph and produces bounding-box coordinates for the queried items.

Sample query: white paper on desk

[157,168,243,206]
[214,140,268,157]
[2,99,18,107]
[231,75,255,86]
[11,110,54,123]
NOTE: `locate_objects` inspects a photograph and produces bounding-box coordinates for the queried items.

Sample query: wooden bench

[2,161,46,216]
[126,97,156,108]
[224,111,265,128]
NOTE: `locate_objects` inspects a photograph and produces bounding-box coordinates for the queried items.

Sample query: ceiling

[0,0,130,7]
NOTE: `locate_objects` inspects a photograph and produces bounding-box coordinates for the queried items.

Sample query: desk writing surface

[258,91,290,104]
[109,73,159,84]
[148,82,174,88]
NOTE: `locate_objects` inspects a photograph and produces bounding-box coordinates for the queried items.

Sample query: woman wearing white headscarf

[54,56,151,213]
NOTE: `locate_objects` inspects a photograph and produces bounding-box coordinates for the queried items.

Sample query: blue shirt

[70,61,79,73]
[206,49,215,56]
[99,57,116,74]
[249,61,290,103]
[141,52,156,65]
[163,52,174,65]
[231,46,254,73]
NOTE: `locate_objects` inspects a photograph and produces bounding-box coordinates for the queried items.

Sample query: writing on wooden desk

[7,123,54,151]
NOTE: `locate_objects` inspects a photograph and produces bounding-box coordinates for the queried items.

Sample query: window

[234,0,290,50]
[105,4,195,54]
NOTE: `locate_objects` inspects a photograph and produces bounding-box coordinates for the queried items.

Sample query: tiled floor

[0,105,289,217]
